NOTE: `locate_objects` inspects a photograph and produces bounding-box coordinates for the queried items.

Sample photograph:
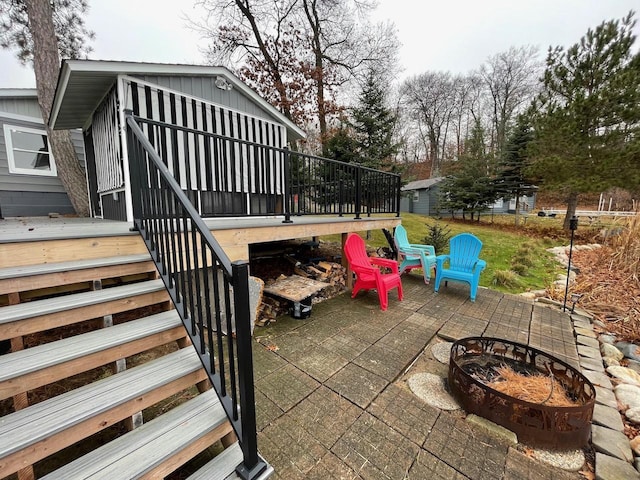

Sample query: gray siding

[132,75,280,125]
[1,106,87,216]
[0,190,75,217]
[0,98,43,119]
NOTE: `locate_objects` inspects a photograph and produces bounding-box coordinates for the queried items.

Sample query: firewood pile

[255,259,347,326]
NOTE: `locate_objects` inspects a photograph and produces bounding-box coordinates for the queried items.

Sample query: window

[3,124,57,177]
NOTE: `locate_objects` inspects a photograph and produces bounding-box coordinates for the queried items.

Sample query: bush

[492,270,521,288]
[513,253,535,267]
[424,222,452,255]
[511,263,529,276]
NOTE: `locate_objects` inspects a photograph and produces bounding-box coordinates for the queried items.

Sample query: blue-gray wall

[0,97,86,217]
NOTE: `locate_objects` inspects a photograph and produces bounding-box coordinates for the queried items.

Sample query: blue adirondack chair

[434,233,486,302]
[394,225,437,284]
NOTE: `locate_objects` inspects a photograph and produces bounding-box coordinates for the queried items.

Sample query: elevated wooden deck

[0,215,401,268]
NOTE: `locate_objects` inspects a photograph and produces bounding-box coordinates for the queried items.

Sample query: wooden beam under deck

[0,216,401,268]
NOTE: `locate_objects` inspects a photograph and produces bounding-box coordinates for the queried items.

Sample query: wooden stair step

[0,253,152,281]
[186,443,274,480]
[0,310,184,400]
[41,389,234,480]
[0,347,207,477]
[0,253,155,296]
[0,279,169,340]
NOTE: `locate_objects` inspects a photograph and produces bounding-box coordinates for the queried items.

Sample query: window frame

[3,123,57,177]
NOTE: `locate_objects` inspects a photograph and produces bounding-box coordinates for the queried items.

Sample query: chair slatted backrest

[345,234,377,280]
[449,233,483,272]
[394,225,410,251]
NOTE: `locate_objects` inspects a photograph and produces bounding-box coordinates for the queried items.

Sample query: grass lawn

[322,212,581,295]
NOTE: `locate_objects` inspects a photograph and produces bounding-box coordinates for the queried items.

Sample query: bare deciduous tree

[479,46,540,155]
[193,0,399,152]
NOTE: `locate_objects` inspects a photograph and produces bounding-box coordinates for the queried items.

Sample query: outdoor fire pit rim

[448,336,596,449]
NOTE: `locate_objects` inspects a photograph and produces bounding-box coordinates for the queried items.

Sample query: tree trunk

[563,191,578,230]
[25,0,90,216]
[514,195,520,227]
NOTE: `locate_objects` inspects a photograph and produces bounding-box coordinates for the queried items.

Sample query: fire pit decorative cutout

[448,337,595,449]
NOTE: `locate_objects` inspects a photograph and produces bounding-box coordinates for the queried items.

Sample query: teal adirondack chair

[393,225,437,284]
[434,233,486,302]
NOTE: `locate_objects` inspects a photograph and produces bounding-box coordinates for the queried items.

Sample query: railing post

[355,167,362,220]
[125,110,142,231]
[232,261,267,480]
[396,175,402,217]
[282,147,293,223]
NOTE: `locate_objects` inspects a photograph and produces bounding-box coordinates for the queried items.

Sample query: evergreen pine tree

[528,12,640,229]
[495,116,537,225]
[350,70,399,169]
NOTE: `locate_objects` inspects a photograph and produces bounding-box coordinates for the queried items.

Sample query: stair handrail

[125,110,267,480]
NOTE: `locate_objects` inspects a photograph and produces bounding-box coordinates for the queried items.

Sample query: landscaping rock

[599,334,617,345]
[601,343,624,362]
[631,436,640,456]
[577,335,600,349]
[614,384,640,410]
[594,385,618,409]
[578,345,602,360]
[584,370,614,389]
[625,407,640,425]
[602,357,620,368]
[626,359,640,375]
[593,403,625,432]
[616,342,640,362]
[595,453,640,480]
[574,326,596,338]
[592,425,634,462]
[607,365,640,386]
[580,356,605,372]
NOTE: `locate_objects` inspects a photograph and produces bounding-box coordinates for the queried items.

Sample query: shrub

[513,253,535,267]
[424,222,452,254]
[492,270,521,288]
[511,263,529,276]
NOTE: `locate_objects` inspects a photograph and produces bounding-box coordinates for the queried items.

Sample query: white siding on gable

[92,88,123,193]
[123,77,286,195]
[0,97,43,119]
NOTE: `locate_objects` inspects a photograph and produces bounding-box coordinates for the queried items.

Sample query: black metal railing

[129,116,401,221]
[125,111,266,480]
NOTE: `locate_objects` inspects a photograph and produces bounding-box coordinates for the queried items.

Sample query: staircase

[0,251,266,479]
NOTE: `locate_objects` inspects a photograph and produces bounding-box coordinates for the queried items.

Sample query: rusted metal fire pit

[448,337,595,449]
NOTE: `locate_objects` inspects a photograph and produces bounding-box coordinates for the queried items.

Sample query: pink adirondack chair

[344,233,403,311]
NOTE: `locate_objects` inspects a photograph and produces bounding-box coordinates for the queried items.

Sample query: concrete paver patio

[253,275,584,479]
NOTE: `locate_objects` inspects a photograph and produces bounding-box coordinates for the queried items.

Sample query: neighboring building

[50,60,306,221]
[400,177,443,216]
[400,177,536,216]
[0,89,85,218]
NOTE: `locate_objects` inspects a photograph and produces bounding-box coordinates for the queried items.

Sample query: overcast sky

[1,0,639,89]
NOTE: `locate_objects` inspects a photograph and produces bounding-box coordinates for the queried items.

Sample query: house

[0,89,85,218]
[50,59,306,221]
[400,177,536,216]
[0,60,402,479]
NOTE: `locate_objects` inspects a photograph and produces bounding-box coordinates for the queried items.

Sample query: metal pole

[563,216,579,312]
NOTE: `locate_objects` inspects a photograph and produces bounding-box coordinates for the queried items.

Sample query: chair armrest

[370,257,400,274]
[409,244,435,256]
[435,254,450,269]
[475,259,487,272]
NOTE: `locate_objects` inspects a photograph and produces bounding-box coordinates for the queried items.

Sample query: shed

[400,177,444,216]
[400,176,536,216]
[49,60,306,221]
[0,89,85,218]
